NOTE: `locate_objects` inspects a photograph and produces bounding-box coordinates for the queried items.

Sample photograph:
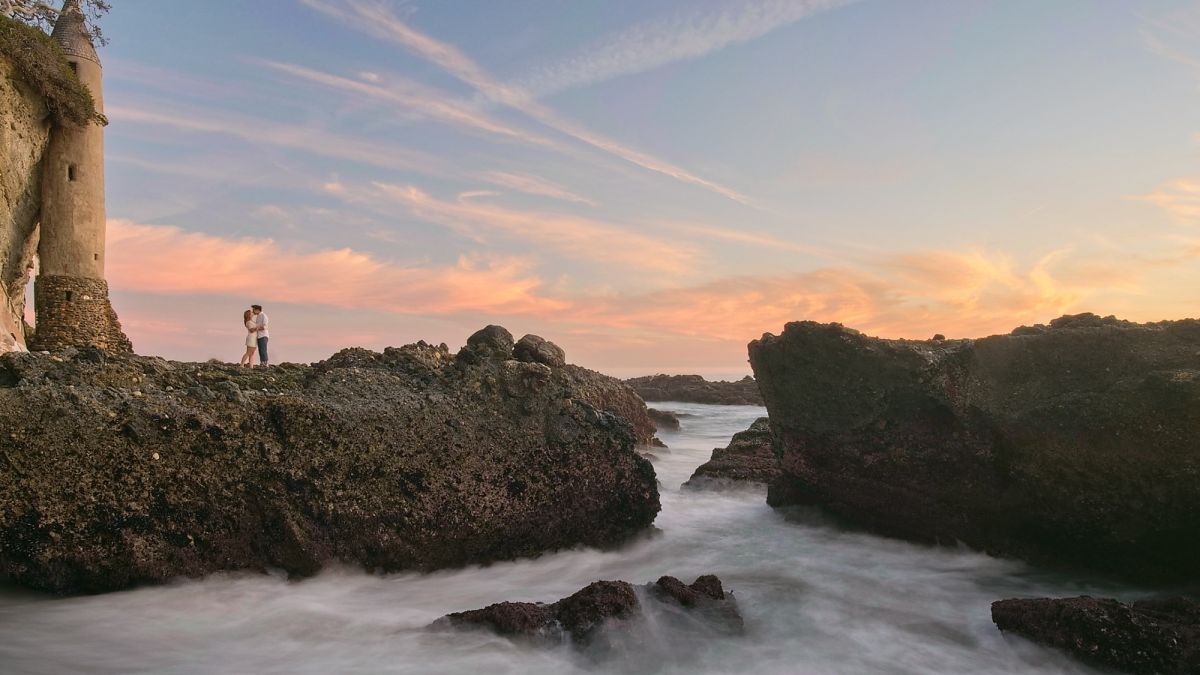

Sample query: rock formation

[749,314,1200,582]
[435,574,742,645]
[0,327,661,594]
[683,417,779,488]
[625,374,763,406]
[991,595,1200,674]
[562,364,662,448]
[646,407,680,431]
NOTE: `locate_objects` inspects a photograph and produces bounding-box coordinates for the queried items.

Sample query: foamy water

[1,403,1124,674]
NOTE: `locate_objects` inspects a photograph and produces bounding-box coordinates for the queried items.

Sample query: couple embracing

[239,304,270,367]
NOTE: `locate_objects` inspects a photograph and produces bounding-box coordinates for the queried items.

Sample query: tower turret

[30,0,131,353]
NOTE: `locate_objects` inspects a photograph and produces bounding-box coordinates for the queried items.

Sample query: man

[251,304,270,366]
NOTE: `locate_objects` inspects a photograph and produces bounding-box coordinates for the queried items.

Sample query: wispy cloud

[1130,177,1200,224]
[261,60,563,149]
[106,219,564,315]
[480,171,599,207]
[516,0,856,97]
[335,181,702,275]
[300,0,753,205]
[109,103,446,177]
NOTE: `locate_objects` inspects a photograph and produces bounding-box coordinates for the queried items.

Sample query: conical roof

[51,0,99,65]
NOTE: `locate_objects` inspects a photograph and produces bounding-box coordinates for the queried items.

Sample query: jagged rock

[0,329,660,594]
[683,417,779,488]
[991,595,1200,674]
[749,314,1200,582]
[513,334,567,369]
[625,374,763,405]
[436,575,741,646]
[646,407,680,431]
[563,364,662,447]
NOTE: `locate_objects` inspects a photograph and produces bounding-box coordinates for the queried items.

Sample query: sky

[51,0,1200,376]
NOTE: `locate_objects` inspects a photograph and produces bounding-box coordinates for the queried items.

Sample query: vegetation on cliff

[0,14,98,126]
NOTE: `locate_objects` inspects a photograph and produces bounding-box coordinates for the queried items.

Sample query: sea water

[0,402,1126,674]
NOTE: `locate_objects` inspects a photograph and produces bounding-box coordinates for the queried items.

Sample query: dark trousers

[257,336,269,364]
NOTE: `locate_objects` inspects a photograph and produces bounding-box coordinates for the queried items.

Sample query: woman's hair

[243,309,253,323]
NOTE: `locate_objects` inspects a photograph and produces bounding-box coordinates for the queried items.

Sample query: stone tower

[30,0,131,353]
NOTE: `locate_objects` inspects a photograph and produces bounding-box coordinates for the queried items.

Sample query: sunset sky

[80,0,1200,376]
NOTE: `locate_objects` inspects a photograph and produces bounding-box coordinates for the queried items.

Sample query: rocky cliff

[0,327,661,594]
[625,374,763,406]
[749,314,1200,582]
[0,57,48,353]
[0,17,101,354]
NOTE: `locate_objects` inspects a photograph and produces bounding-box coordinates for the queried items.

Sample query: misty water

[0,403,1132,674]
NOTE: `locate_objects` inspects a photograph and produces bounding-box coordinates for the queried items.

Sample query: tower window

[65,291,74,301]
[69,62,77,75]
[67,165,77,181]
[94,254,99,261]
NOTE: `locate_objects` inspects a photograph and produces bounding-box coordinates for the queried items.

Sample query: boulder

[749,314,1200,582]
[436,575,741,646]
[683,417,779,488]
[0,329,660,594]
[462,324,514,359]
[992,595,1200,674]
[513,334,567,369]
[625,374,763,405]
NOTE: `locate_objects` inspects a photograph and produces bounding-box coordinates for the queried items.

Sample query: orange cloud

[106,219,565,315]
[1131,178,1200,224]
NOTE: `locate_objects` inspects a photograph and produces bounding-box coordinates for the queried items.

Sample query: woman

[239,309,258,366]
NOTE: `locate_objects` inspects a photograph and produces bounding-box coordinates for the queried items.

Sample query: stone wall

[29,274,131,353]
[0,57,51,353]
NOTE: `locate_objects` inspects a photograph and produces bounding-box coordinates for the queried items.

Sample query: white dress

[245,320,257,348]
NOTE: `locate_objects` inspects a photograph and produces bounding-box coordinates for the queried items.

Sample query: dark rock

[437,575,741,646]
[625,373,763,406]
[553,580,641,641]
[646,407,680,431]
[463,325,514,359]
[513,334,566,369]
[749,314,1200,582]
[0,329,660,594]
[991,595,1200,674]
[563,364,662,447]
[683,417,779,488]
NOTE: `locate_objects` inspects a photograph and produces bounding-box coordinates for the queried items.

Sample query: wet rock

[991,595,1200,674]
[513,334,566,369]
[683,417,779,488]
[436,575,741,646]
[625,374,763,405]
[0,328,660,594]
[646,407,680,431]
[749,314,1200,582]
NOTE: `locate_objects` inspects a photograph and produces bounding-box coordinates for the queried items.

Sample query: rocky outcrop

[991,595,1200,674]
[0,328,661,594]
[625,374,763,406]
[749,314,1200,582]
[436,575,742,645]
[513,333,566,368]
[564,363,662,448]
[0,56,50,353]
[683,417,779,488]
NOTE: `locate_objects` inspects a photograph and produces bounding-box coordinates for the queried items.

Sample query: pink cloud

[106,219,565,315]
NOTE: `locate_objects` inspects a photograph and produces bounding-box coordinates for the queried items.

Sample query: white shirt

[255,312,270,338]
